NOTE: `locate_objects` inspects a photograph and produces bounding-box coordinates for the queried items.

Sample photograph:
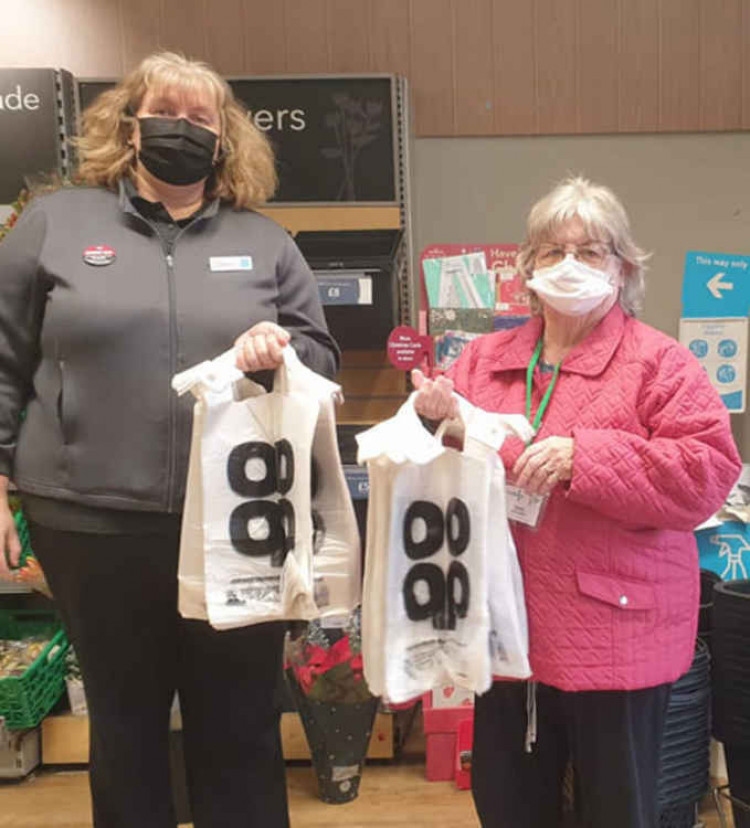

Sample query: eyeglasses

[535,241,613,268]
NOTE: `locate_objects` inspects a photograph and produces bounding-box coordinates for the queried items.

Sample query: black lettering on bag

[226,439,299,568]
[403,501,444,560]
[276,439,295,495]
[278,497,296,567]
[446,560,470,629]
[401,498,472,630]
[446,498,470,557]
[226,442,276,498]
[403,562,446,628]
[229,500,286,559]
[310,456,320,499]
[312,510,326,555]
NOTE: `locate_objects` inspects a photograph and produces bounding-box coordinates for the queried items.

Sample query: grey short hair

[517,177,649,316]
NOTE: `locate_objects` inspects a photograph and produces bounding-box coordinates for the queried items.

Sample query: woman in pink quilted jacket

[414,177,742,828]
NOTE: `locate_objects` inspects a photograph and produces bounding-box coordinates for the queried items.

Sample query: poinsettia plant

[286,610,372,704]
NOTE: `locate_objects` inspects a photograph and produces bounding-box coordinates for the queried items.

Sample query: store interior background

[2,0,748,445]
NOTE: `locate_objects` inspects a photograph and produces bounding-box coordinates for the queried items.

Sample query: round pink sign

[387,326,431,371]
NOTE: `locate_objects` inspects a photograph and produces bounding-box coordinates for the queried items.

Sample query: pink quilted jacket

[447,305,742,691]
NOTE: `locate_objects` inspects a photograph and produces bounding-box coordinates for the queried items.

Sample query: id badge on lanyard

[506,338,560,530]
[505,484,548,528]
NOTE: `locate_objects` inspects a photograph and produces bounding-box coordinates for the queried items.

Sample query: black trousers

[29,521,289,828]
[472,680,672,828]
[723,744,750,827]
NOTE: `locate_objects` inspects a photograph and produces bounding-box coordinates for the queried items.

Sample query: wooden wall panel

[327,0,371,73]
[3,0,750,136]
[535,0,578,134]
[119,0,160,72]
[741,0,750,128]
[242,0,287,74]
[453,0,494,135]
[577,0,619,133]
[700,0,742,131]
[410,0,455,135]
[284,0,329,74]
[659,0,701,131]
[158,0,207,61]
[617,0,659,131]
[204,0,246,75]
[369,0,411,76]
[491,0,536,134]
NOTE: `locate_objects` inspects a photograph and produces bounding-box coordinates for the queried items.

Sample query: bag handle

[272,347,294,396]
[172,349,243,397]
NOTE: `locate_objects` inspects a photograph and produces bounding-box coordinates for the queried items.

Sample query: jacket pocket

[576,569,656,611]
[57,360,75,446]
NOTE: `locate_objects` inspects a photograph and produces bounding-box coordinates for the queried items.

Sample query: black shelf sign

[77,75,398,205]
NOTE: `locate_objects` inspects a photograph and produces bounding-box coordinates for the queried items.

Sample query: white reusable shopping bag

[280,349,362,617]
[457,399,532,681]
[173,347,360,630]
[357,394,532,703]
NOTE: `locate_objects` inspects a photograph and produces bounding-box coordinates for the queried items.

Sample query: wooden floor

[0,762,736,828]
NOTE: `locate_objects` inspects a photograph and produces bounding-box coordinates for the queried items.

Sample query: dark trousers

[472,680,672,828]
[30,521,289,828]
[723,744,750,827]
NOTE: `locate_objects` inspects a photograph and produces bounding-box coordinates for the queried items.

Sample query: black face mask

[137,117,218,186]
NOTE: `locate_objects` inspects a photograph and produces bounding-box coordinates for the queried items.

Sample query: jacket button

[619,595,629,607]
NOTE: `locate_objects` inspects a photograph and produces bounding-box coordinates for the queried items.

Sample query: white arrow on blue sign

[682,251,750,318]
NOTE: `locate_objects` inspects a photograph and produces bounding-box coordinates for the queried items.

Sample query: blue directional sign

[682,251,750,318]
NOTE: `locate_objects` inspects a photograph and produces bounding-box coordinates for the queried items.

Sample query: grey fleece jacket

[0,184,339,513]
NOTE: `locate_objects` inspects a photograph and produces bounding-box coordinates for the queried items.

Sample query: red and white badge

[82,245,116,266]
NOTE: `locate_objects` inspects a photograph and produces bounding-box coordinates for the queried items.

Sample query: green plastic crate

[0,610,69,730]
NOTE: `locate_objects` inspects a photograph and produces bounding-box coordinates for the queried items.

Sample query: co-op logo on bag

[226,439,296,567]
[402,499,471,630]
[225,439,325,567]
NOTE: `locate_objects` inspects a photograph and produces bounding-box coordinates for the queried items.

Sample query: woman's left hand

[235,322,291,372]
[512,436,574,496]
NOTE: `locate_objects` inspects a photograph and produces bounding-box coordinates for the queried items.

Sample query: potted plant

[285,609,379,803]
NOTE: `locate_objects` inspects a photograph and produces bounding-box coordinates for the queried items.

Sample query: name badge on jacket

[209,256,253,272]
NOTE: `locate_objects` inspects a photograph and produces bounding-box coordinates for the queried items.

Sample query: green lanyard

[525,339,561,437]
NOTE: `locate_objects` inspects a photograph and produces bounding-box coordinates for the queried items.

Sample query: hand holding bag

[173,347,359,629]
[357,394,532,703]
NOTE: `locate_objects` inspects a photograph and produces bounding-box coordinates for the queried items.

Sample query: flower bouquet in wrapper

[285,610,379,803]
[287,611,370,704]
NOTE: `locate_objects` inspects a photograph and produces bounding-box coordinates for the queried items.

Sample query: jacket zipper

[164,239,178,512]
[128,210,197,512]
[163,225,193,512]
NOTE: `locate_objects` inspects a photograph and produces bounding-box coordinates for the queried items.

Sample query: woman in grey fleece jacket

[0,52,338,828]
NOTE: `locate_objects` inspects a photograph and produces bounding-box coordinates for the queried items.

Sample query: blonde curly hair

[76,52,277,209]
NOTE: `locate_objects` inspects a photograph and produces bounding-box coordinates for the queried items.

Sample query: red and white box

[422,684,475,782]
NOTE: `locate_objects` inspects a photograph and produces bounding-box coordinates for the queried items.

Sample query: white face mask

[527,254,616,316]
